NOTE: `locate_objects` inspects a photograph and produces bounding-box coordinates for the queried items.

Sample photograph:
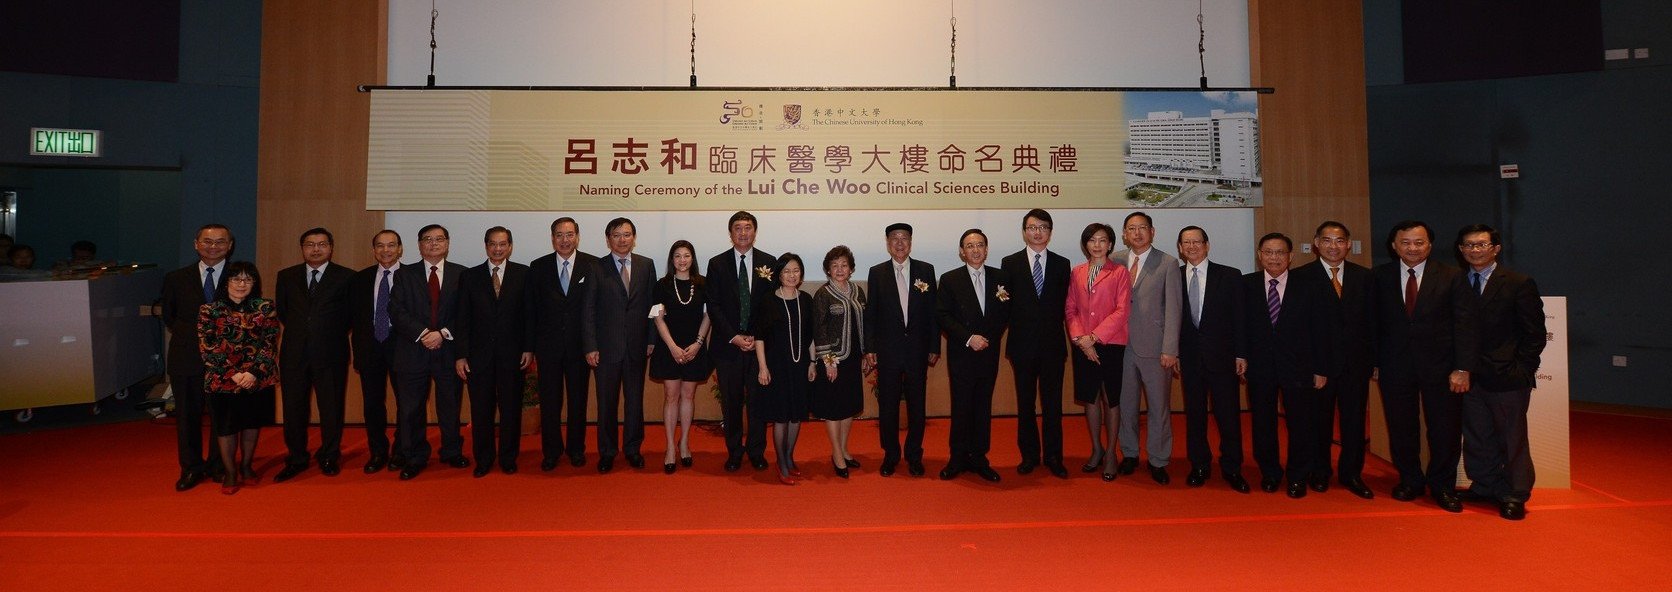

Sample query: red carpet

[2,411,1669,590]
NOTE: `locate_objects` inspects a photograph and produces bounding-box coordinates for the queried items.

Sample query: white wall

[382,1,1260,274]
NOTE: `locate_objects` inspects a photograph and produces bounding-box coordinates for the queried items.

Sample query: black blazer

[1178,261,1246,374]
[864,258,941,362]
[1466,265,1546,391]
[704,247,776,362]
[273,261,355,369]
[1292,259,1376,378]
[998,248,1070,361]
[1373,259,1478,383]
[161,263,226,376]
[453,261,532,368]
[1241,270,1333,386]
[581,252,657,363]
[348,264,399,371]
[525,251,598,362]
[388,259,469,372]
[936,265,1010,364]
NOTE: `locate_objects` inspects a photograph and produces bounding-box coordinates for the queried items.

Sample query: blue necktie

[1472,271,1483,294]
[373,269,392,342]
[202,266,216,303]
[560,259,570,294]
[1032,253,1045,296]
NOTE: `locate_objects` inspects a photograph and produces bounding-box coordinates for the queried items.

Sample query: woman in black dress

[811,245,869,478]
[650,240,712,474]
[198,261,280,495]
[753,253,816,485]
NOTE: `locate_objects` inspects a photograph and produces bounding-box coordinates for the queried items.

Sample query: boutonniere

[913,278,929,293]
[995,285,1010,302]
[755,265,773,281]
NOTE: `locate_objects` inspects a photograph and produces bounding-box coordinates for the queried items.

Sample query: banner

[366,89,1263,211]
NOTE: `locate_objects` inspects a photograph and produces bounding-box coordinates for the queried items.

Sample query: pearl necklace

[674,277,693,305]
[782,293,802,363]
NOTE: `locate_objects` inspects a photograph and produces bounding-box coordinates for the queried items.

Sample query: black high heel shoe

[663,462,677,474]
[832,460,850,479]
[1081,450,1105,473]
[680,456,693,468]
[844,457,861,469]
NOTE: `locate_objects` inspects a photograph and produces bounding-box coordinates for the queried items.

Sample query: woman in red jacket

[1064,223,1131,481]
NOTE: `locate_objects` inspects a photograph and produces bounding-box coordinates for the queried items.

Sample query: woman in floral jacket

[198,260,280,495]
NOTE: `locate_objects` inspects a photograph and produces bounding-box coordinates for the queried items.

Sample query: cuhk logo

[783,104,802,126]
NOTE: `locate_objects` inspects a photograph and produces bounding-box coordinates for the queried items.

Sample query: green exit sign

[30,128,101,157]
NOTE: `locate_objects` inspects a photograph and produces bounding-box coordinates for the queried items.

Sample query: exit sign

[30,128,101,157]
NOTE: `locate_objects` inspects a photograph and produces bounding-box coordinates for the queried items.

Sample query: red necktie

[1404,268,1417,317]
[428,265,441,327]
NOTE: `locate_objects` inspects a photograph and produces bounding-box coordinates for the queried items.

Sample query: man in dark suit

[272,227,355,482]
[388,224,471,480]
[1175,226,1251,493]
[582,217,657,474]
[454,226,533,477]
[1455,223,1545,520]
[1242,233,1333,498]
[1000,209,1072,478]
[1374,220,1477,512]
[936,229,1009,483]
[705,211,775,472]
[526,217,598,470]
[1293,221,1377,499]
[864,222,939,477]
[348,230,403,473]
[160,224,232,491]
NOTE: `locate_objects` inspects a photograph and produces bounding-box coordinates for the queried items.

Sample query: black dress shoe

[939,465,964,480]
[273,464,306,483]
[501,463,517,475]
[1287,482,1308,498]
[364,455,389,474]
[880,458,898,477]
[541,458,559,472]
[907,460,926,477]
[597,457,614,474]
[1342,478,1375,499]
[1391,484,1423,501]
[627,454,646,469]
[320,459,341,477]
[1457,489,1492,503]
[568,454,586,467]
[844,457,861,469]
[681,456,694,468]
[724,457,742,472]
[1186,468,1209,488]
[399,464,422,480]
[664,463,677,474]
[1433,491,1463,513]
[975,466,1001,482]
[1499,500,1526,521]
[1045,462,1069,479]
[1117,457,1139,475]
[1017,460,1038,475]
[1225,473,1252,494]
[833,460,850,479]
[390,455,407,470]
[174,470,204,492]
[1308,474,1328,493]
[1149,465,1170,485]
[473,465,491,478]
[749,456,769,471]
[1260,476,1281,493]
[442,456,471,469]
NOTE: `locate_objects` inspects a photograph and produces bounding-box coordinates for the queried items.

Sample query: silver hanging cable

[689,0,697,87]
[948,1,957,88]
[1197,0,1207,89]
[427,0,439,87]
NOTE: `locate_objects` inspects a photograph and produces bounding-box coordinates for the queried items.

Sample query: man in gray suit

[1113,211,1183,484]
[582,217,658,474]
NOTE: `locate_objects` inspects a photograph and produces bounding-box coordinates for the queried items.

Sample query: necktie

[492,266,502,298]
[897,262,910,325]
[374,269,391,342]
[1329,266,1342,297]
[559,260,570,294]
[1267,278,1281,326]
[1404,268,1418,317]
[202,266,216,303]
[1130,254,1141,285]
[738,254,751,331]
[428,265,441,327]
[1188,266,1202,327]
[309,269,320,295]
[973,268,984,313]
[1472,271,1483,294]
[1032,253,1045,296]
[619,257,631,288]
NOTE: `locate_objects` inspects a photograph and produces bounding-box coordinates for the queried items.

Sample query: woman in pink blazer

[1065,222,1132,481]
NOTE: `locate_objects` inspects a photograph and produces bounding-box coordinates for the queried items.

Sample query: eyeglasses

[302,241,331,249]
[1024,224,1052,232]
[419,236,449,244]
[1460,242,1496,251]
[227,277,255,285]
[1179,239,1206,246]
[197,239,230,247]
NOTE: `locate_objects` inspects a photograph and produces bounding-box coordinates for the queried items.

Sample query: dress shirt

[199,260,225,286]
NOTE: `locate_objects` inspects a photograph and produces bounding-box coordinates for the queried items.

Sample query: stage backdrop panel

[367,89,1263,211]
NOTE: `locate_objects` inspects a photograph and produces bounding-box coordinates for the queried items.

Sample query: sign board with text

[30,127,101,157]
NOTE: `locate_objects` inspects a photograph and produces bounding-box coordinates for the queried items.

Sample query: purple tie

[1267,278,1280,325]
